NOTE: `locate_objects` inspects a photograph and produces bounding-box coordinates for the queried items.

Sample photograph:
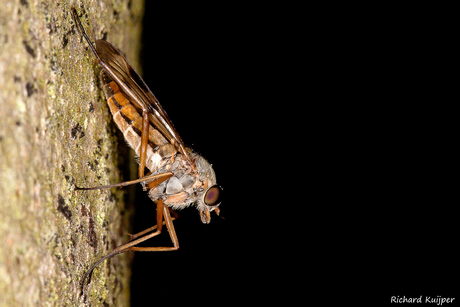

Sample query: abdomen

[101,71,175,173]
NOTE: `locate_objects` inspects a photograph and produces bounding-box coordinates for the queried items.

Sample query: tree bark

[0,0,144,305]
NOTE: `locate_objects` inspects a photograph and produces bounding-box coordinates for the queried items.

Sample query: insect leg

[80,248,124,288]
[169,139,177,164]
[127,208,178,241]
[138,110,150,191]
[128,205,179,252]
[75,172,173,191]
[81,200,168,288]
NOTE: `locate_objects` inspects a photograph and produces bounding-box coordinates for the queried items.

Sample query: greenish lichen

[0,0,144,305]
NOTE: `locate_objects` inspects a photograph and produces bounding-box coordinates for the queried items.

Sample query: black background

[120,3,458,306]
[129,2,260,306]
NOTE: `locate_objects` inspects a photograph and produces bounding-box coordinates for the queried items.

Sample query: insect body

[101,72,221,219]
[70,7,223,286]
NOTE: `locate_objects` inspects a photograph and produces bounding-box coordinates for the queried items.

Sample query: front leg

[75,172,173,191]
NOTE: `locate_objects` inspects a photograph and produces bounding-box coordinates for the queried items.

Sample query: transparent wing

[95,40,189,162]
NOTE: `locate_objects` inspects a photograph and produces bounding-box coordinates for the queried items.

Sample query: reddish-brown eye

[204,185,223,206]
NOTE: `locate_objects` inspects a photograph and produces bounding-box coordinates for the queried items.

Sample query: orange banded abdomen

[101,72,176,172]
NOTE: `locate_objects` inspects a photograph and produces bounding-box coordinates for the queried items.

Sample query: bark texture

[0,0,144,305]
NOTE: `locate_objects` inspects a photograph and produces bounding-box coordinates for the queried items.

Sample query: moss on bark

[0,0,144,305]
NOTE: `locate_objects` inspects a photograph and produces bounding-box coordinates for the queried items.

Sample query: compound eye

[204,185,223,206]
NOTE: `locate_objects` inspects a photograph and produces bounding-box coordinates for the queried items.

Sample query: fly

[70,7,223,288]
